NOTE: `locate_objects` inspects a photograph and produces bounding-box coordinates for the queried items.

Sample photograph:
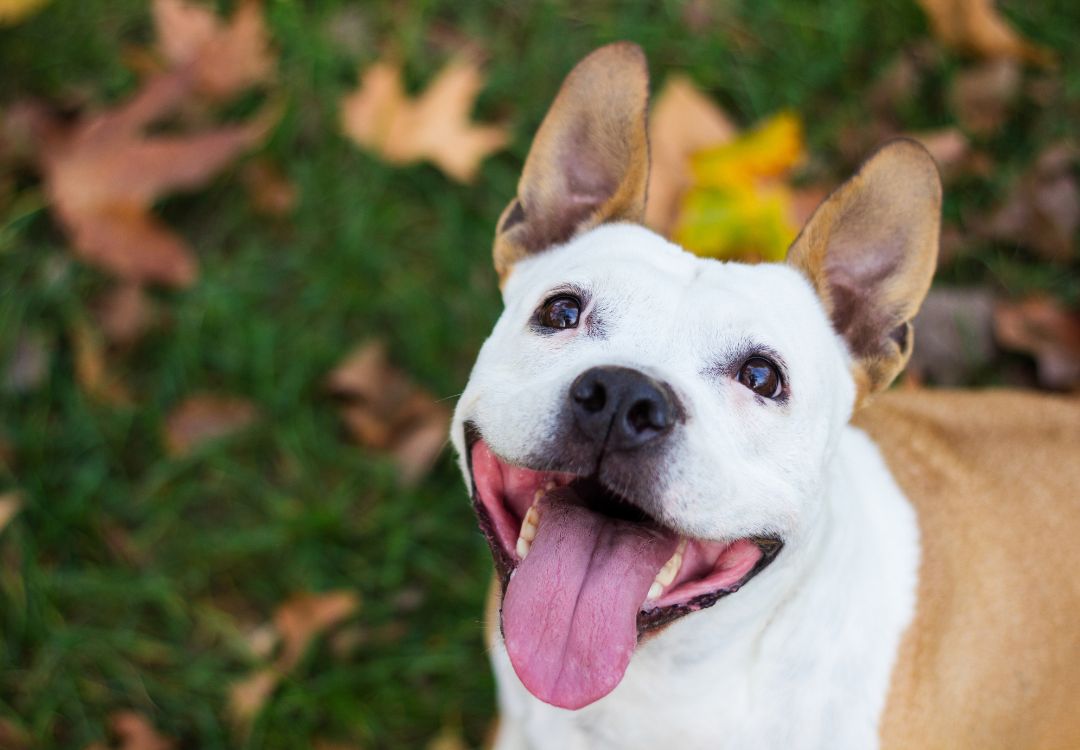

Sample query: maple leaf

[916,0,1055,67]
[152,0,274,101]
[674,112,807,262]
[341,59,509,183]
[19,71,273,287]
[163,393,260,456]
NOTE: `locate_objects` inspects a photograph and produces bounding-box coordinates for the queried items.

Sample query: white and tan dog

[450,43,1080,750]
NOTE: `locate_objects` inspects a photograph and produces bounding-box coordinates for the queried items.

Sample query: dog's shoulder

[855,388,1080,749]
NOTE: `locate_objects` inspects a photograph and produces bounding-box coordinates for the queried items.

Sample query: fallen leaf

[328,341,450,485]
[163,393,259,456]
[240,158,296,217]
[994,296,1080,390]
[93,283,156,347]
[0,0,49,25]
[645,75,737,236]
[916,0,1055,67]
[948,58,1020,136]
[0,492,22,535]
[2,329,50,393]
[153,0,274,101]
[427,726,468,750]
[341,59,509,183]
[19,71,273,287]
[674,111,806,262]
[108,712,175,750]
[227,667,278,728]
[909,287,997,385]
[981,143,1079,263]
[72,320,133,406]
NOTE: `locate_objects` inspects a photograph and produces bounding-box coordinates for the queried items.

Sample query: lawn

[1,1,1077,748]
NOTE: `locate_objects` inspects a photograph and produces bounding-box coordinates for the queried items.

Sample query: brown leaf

[0,718,30,750]
[994,296,1080,390]
[0,492,22,535]
[24,71,272,287]
[274,590,361,671]
[328,341,449,485]
[227,668,279,728]
[109,712,175,750]
[2,329,50,393]
[645,76,737,237]
[93,283,156,347]
[427,726,468,750]
[163,393,259,456]
[240,158,296,217]
[0,0,49,26]
[72,320,133,405]
[948,58,1020,136]
[340,59,509,183]
[981,143,1079,263]
[153,0,274,101]
[909,287,997,385]
[916,0,1055,67]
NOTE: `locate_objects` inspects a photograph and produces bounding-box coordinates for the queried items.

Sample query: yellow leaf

[674,112,805,262]
[0,0,49,26]
[341,59,509,183]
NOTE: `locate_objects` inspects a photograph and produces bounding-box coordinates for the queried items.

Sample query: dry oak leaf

[163,393,259,456]
[327,341,450,485]
[24,71,272,287]
[994,296,1080,390]
[0,491,22,536]
[916,0,1055,67]
[0,0,49,25]
[646,75,737,237]
[341,59,509,183]
[153,0,274,101]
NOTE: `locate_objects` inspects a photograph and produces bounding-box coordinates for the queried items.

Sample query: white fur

[451,224,921,749]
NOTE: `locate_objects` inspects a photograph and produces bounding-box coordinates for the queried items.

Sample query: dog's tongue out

[502,486,680,709]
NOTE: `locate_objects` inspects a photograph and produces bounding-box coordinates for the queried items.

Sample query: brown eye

[539,295,581,330]
[738,357,781,398]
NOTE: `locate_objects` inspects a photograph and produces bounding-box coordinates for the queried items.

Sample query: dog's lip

[463,421,783,635]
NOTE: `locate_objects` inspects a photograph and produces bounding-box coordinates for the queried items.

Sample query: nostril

[573,379,607,414]
[626,398,665,433]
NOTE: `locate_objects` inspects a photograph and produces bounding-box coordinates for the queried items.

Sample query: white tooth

[520,506,540,542]
[517,536,531,560]
[646,581,663,601]
[655,555,680,587]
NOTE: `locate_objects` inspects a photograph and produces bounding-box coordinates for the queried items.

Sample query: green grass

[1,1,1077,747]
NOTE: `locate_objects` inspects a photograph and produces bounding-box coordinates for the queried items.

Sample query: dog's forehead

[503,224,825,344]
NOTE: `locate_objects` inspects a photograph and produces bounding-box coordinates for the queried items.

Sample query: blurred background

[0,0,1077,747]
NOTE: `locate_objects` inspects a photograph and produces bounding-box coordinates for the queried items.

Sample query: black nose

[570,366,677,450]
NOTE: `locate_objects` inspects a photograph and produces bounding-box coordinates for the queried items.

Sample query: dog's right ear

[492,42,650,283]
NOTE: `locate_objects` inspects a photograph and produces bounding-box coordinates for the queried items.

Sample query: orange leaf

[646,75,737,237]
[274,590,361,671]
[108,712,175,750]
[0,0,49,26]
[163,393,259,456]
[916,0,1055,67]
[153,0,274,101]
[25,71,272,287]
[994,296,1080,390]
[227,668,279,729]
[341,59,509,183]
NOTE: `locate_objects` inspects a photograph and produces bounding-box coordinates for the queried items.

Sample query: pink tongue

[502,490,680,709]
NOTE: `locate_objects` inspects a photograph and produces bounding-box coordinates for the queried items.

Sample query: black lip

[463,420,784,636]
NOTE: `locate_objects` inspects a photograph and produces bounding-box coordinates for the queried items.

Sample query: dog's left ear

[493,42,650,283]
[787,139,941,403]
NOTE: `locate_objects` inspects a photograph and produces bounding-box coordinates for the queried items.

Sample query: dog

[450,42,1080,749]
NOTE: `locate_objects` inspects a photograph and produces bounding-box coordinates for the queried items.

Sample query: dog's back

[856,389,1080,750]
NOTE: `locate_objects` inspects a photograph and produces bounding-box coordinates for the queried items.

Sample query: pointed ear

[493,42,650,282]
[787,139,941,402]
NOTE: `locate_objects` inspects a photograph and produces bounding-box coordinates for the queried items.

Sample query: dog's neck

[495,424,920,750]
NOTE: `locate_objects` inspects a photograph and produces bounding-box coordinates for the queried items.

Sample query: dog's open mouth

[466,425,782,709]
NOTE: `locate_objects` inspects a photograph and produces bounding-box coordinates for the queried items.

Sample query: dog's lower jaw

[487,425,920,750]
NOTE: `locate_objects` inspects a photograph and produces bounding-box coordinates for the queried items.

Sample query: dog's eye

[538,295,581,330]
[738,357,781,398]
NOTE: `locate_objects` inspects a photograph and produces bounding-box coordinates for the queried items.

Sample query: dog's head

[451,43,940,710]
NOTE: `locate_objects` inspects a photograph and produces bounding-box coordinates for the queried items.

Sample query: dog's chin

[464,422,782,710]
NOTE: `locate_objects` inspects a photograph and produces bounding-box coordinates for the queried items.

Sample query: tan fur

[856,389,1080,750]
[493,42,650,283]
[787,140,941,405]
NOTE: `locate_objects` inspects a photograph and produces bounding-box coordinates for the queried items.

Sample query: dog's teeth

[520,506,540,542]
[651,539,688,594]
[516,536,531,560]
[646,581,664,601]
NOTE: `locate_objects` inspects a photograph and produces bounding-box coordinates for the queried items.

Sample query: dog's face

[452,43,940,711]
